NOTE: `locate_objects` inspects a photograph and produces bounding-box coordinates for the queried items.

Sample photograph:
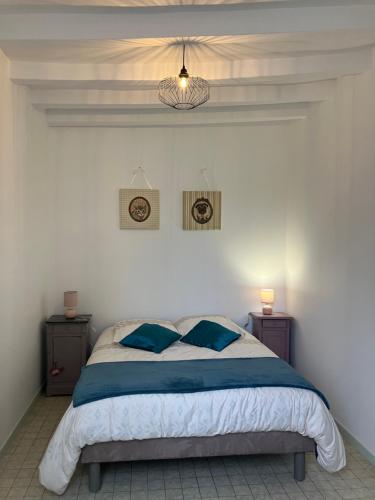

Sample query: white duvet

[39,320,346,495]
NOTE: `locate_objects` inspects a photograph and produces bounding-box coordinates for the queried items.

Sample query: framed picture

[183,191,221,230]
[119,189,160,230]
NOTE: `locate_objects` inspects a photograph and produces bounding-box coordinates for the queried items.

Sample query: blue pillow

[181,320,240,352]
[119,323,181,354]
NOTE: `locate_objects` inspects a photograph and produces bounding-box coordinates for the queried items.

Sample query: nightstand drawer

[52,324,86,335]
[262,319,287,328]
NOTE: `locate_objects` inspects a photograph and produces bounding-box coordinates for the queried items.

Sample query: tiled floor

[0,395,374,500]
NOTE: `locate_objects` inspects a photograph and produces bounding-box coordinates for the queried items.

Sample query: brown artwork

[191,197,213,225]
[128,196,151,222]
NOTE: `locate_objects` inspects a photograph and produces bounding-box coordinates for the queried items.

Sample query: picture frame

[119,188,160,230]
[183,191,221,230]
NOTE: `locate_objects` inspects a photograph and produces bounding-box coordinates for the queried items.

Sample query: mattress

[39,320,346,495]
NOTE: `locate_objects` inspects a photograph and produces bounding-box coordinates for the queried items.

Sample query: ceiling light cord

[179,43,189,78]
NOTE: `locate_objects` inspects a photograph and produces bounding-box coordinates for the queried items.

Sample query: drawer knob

[50,362,64,376]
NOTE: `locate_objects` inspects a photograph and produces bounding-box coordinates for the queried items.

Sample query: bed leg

[294,452,305,481]
[88,462,102,492]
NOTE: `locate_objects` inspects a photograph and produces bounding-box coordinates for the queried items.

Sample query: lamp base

[64,307,77,319]
[262,304,273,315]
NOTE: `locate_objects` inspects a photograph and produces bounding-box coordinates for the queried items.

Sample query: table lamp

[64,291,78,319]
[260,288,274,315]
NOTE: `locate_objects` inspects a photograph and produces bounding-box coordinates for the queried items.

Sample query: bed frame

[80,431,315,492]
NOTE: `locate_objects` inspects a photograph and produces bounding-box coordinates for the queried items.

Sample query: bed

[39,316,346,495]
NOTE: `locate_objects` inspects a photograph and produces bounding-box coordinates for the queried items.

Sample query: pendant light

[158,43,209,110]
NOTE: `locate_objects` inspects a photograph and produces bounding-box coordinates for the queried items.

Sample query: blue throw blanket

[73,357,329,408]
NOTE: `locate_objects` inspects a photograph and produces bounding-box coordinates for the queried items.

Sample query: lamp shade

[158,43,209,110]
[64,291,78,308]
[260,288,274,304]
[158,76,209,110]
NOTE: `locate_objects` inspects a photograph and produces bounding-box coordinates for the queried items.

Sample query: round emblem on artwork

[128,196,151,222]
[191,197,213,225]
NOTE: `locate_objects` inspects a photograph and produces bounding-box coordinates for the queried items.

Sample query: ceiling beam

[46,104,308,127]
[11,48,371,89]
[1,3,375,40]
[0,0,371,9]
[31,81,335,111]
[0,0,349,10]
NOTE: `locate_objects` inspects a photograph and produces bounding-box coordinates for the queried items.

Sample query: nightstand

[249,312,292,364]
[45,314,91,396]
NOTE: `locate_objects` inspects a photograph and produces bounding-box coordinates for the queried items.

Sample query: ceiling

[1,1,374,121]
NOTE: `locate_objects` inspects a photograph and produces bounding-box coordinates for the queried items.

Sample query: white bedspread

[39,324,346,495]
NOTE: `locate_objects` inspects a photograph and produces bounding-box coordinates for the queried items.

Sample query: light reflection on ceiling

[2,31,375,64]
[0,0,298,7]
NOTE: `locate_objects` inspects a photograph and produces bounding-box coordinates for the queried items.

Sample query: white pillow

[174,315,245,337]
[113,319,178,344]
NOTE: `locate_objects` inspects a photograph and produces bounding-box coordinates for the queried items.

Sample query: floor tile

[199,486,218,497]
[165,488,183,499]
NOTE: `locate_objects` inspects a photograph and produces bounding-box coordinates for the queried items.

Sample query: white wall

[286,63,375,455]
[0,51,50,449]
[46,124,292,333]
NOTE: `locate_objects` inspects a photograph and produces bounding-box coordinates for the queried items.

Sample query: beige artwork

[119,189,160,229]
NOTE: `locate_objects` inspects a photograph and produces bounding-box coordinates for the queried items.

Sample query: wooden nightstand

[45,315,91,396]
[249,312,292,364]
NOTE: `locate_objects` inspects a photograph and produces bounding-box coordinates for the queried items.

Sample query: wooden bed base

[80,431,315,492]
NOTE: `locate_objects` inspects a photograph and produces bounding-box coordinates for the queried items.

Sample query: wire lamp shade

[158,44,209,110]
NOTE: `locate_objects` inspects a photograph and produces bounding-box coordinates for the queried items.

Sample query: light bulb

[179,76,188,89]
